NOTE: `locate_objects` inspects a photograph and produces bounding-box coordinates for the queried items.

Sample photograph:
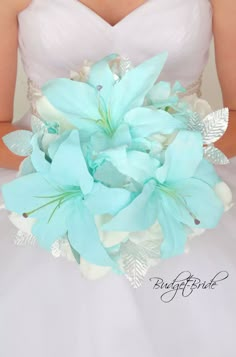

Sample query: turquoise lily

[101,130,224,258]
[2,130,131,268]
[145,80,186,110]
[36,52,185,152]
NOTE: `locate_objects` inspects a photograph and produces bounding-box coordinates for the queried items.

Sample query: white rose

[35,96,75,133]
[95,214,129,248]
[183,93,212,119]
[79,258,112,280]
[70,59,93,82]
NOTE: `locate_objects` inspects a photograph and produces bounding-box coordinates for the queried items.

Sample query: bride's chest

[76,0,148,27]
[18,0,212,87]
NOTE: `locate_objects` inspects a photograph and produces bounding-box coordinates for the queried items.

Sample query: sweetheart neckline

[74,0,151,29]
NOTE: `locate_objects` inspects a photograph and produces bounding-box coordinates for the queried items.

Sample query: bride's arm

[211,0,236,158]
[0,0,30,170]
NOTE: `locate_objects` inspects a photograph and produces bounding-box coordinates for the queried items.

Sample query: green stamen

[96,89,115,136]
[23,190,82,223]
[155,181,201,225]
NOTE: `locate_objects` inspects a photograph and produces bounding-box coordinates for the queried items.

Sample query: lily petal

[47,131,71,160]
[32,199,72,249]
[102,180,157,231]
[109,52,168,126]
[93,161,127,188]
[68,201,117,268]
[124,107,185,138]
[50,130,94,194]
[90,122,132,152]
[147,81,171,102]
[87,53,118,104]
[41,78,101,132]
[194,158,221,186]
[155,130,203,183]
[156,195,187,258]
[30,134,51,173]
[101,146,160,184]
[2,173,59,215]
[84,182,131,215]
[170,178,224,228]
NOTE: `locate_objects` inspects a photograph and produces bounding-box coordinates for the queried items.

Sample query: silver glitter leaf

[202,108,229,144]
[120,240,149,288]
[187,112,204,132]
[14,230,36,246]
[51,238,76,262]
[136,238,162,260]
[119,238,161,288]
[3,130,33,156]
[204,145,230,165]
[110,55,133,82]
[119,55,133,76]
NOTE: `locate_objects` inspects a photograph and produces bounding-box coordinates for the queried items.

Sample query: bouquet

[1,52,233,287]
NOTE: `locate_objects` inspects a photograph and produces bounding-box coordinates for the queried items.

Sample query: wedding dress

[0,1,236,356]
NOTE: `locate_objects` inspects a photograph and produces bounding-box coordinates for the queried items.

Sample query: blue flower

[145,80,186,110]
[101,130,224,258]
[2,130,131,268]
[36,52,185,153]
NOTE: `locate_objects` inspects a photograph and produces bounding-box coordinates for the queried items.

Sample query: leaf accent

[202,108,229,144]
[3,130,33,156]
[118,56,133,77]
[119,238,161,288]
[187,112,204,132]
[14,230,36,246]
[204,145,230,165]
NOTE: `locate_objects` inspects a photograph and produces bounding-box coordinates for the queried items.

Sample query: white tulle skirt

[0,158,236,357]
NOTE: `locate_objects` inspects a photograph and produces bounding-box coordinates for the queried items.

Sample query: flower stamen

[22,190,82,223]
[155,181,201,225]
[96,88,115,136]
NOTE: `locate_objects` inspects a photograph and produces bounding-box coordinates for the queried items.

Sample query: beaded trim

[26,78,42,118]
[179,72,203,98]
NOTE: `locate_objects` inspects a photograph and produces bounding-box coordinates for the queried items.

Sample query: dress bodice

[17,0,213,124]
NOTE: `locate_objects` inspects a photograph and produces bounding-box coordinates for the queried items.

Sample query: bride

[0,1,235,356]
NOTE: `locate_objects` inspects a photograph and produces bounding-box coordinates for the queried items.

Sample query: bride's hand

[215,109,236,159]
